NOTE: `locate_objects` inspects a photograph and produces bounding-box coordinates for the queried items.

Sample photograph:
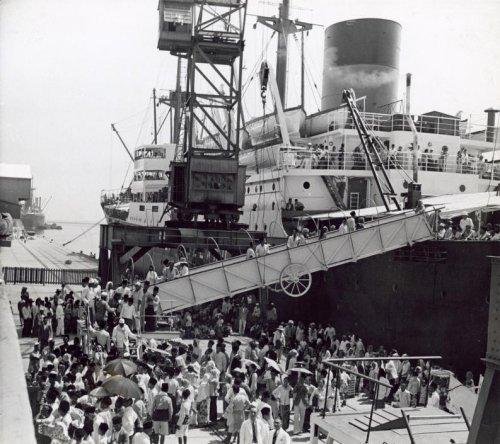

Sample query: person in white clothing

[459,213,473,232]
[240,403,269,444]
[392,381,411,408]
[145,265,158,284]
[55,301,65,336]
[287,229,300,248]
[268,418,290,444]
[246,242,256,259]
[131,422,150,444]
[427,383,440,408]
[178,261,189,277]
[112,318,137,356]
[255,238,270,257]
[121,398,138,438]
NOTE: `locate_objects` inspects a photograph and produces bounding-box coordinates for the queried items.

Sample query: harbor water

[41,222,100,258]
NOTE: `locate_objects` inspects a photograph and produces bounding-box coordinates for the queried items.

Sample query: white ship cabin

[101,143,175,226]
[239,107,500,238]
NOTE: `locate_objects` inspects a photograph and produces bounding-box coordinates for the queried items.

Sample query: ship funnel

[321,18,401,113]
[484,107,499,142]
[406,73,412,114]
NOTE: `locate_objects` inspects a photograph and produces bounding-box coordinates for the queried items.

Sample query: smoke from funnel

[321,18,401,113]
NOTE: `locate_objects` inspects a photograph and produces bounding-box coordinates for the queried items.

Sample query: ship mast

[256,1,313,108]
[152,88,158,144]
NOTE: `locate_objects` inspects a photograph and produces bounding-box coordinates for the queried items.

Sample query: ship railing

[101,188,169,205]
[278,150,500,180]
[322,108,498,139]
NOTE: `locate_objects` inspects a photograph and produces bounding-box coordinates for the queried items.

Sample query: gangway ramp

[157,210,434,311]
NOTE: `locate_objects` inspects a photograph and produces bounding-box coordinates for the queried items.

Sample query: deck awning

[422,192,500,219]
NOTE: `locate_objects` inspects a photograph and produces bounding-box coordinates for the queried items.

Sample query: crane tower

[158,0,247,225]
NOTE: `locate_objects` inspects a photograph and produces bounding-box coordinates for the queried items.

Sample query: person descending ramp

[156,209,435,311]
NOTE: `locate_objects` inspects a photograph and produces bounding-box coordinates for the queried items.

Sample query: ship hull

[268,240,499,379]
[21,213,46,231]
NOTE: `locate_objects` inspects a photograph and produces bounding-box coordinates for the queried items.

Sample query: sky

[0,0,499,222]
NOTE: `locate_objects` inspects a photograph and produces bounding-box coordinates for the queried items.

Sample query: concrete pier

[0,267,36,443]
[1,237,97,270]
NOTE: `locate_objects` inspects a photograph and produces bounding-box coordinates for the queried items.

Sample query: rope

[291,33,321,112]
[62,217,106,247]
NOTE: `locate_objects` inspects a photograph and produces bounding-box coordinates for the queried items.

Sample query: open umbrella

[264,357,283,373]
[290,367,313,375]
[244,359,260,370]
[89,386,111,398]
[104,359,138,377]
[102,375,143,399]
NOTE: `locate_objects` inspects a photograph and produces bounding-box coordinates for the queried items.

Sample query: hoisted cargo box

[169,157,246,216]
[158,0,194,52]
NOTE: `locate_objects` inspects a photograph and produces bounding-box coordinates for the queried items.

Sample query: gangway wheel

[279,263,312,297]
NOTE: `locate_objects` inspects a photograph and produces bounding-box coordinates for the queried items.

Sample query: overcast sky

[1,0,499,222]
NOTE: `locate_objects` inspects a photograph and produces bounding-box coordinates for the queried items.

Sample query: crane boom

[111,123,134,162]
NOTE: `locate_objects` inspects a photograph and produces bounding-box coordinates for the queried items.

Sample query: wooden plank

[410,414,461,421]
[410,423,469,434]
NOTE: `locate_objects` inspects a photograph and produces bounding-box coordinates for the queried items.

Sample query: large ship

[21,194,46,231]
[101,1,500,377]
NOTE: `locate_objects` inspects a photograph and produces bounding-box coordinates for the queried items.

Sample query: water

[41,222,101,258]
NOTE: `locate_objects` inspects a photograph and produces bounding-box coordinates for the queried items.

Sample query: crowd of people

[304,139,500,179]
[437,213,500,241]
[20,271,474,444]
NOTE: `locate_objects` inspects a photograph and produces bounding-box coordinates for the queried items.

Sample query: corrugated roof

[0,163,32,179]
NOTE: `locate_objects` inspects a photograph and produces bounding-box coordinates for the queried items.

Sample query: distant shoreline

[48,221,100,225]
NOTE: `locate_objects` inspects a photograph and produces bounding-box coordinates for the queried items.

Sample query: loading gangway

[157,210,435,311]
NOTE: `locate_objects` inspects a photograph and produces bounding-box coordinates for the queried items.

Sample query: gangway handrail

[173,207,431,274]
[156,209,435,310]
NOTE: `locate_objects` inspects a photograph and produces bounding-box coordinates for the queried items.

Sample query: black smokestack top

[406,73,412,87]
[321,18,401,113]
[484,108,499,143]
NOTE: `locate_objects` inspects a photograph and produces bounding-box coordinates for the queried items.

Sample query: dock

[1,237,97,270]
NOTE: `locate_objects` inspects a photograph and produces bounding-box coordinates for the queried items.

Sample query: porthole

[403,180,409,189]
[392,283,398,293]
[272,202,275,210]
[247,187,250,193]
[264,224,267,231]
[252,203,257,211]
[259,185,263,192]
[303,181,310,190]
[459,184,466,192]
[255,224,258,230]
[255,186,258,192]
[272,183,276,191]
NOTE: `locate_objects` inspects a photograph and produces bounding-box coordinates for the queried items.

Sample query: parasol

[104,359,138,377]
[89,386,111,398]
[289,367,313,375]
[264,357,284,373]
[102,375,143,399]
[244,359,260,369]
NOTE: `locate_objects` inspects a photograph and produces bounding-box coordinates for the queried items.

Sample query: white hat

[134,281,142,287]
[119,318,125,324]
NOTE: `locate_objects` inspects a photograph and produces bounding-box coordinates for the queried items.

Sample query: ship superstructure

[101,9,500,238]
